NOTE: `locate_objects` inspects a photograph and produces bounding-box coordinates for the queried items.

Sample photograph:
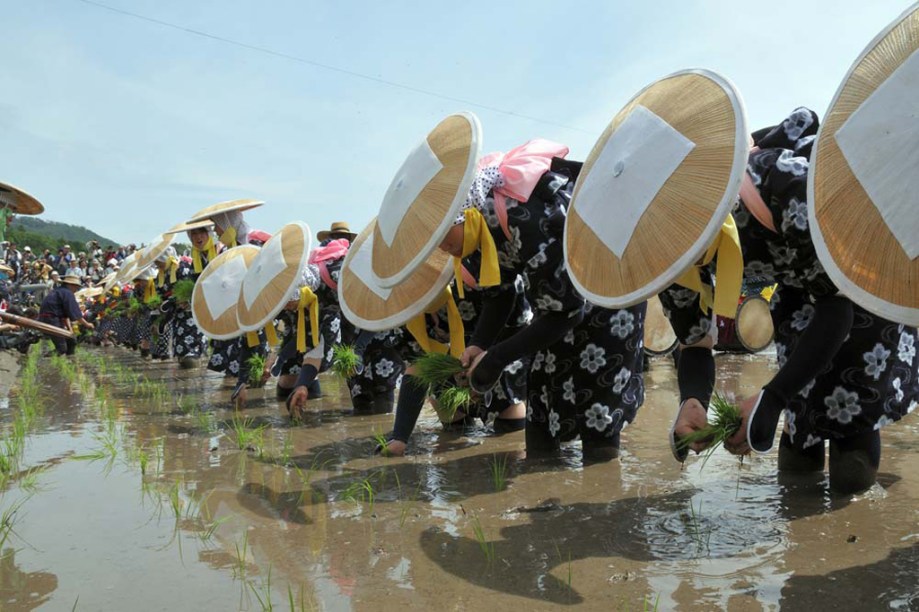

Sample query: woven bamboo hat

[564,69,748,308]
[113,252,142,285]
[0,182,44,215]
[370,112,481,288]
[808,4,919,326]
[187,199,264,224]
[75,286,104,301]
[317,221,358,242]
[163,219,214,235]
[339,219,454,331]
[100,272,117,293]
[191,245,260,340]
[236,221,312,332]
[135,230,178,269]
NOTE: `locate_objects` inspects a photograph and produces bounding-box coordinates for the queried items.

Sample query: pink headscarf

[308,239,350,290]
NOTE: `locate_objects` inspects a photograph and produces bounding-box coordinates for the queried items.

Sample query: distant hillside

[10,217,121,249]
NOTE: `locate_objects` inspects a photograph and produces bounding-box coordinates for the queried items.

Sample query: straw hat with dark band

[163,219,215,235]
[317,222,358,242]
[808,4,919,326]
[0,182,44,215]
[564,69,748,310]
[339,219,454,331]
[192,245,260,340]
[236,222,312,332]
[61,275,82,287]
[370,112,481,288]
[187,199,264,224]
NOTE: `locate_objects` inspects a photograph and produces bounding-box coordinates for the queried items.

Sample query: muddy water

[1,347,917,611]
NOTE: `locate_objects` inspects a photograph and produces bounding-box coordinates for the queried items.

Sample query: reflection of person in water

[0,547,59,608]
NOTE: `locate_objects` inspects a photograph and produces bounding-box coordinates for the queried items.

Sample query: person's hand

[286,385,309,420]
[671,398,710,455]
[460,345,484,368]
[234,387,248,410]
[260,359,273,384]
[82,321,94,330]
[377,439,406,457]
[465,350,489,394]
[724,394,760,456]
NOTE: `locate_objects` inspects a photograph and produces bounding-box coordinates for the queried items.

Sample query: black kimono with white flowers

[660,108,918,448]
[473,159,646,447]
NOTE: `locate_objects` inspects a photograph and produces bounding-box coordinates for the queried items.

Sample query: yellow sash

[453,208,501,298]
[245,331,260,348]
[405,285,465,358]
[143,281,156,303]
[192,236,218,273]
[263,323,280,346]
[157,257,178,287]
[296,287,320,353]
[219,226,238,248]
[675,216,744,319]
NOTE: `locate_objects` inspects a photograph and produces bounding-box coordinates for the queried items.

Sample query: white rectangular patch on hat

[201,253,247,318]
[575,105,695,258]
[835,48,919,259]
[243,234,287,310]
[351,235,393,300]
[377,138,444,247]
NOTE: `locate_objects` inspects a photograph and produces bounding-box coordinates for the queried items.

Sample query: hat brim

[808,4,919,326]
[317,230,358,243]
[236,222,312,332]
[163,219,215,235]
[187,199,264,224]
[0,182,44,215]
[339,219,454,331]
[192,245,260,340]
[370,113,481,288]
[564,69,748,308]
[135,231,177,270]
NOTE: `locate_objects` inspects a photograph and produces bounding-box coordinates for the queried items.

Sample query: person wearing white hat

[666,109,918,494]
[38,274,94,354]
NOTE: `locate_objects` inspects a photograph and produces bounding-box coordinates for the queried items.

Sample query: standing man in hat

[38,274,94,355]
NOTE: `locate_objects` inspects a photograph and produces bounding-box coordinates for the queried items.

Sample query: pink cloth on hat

[308,239,350,291]
[480,139,569,211]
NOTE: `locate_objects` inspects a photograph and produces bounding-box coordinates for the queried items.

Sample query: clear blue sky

[1,0,908,246]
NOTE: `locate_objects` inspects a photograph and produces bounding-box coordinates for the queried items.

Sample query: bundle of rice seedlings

[246,353,267,387]
[172,279,195,305]
[677,392,743,465]
[331,344,361,379]
[410,352,465,389]
[436,386,472,421]
[127,297,145,316]
[144,293,163,309]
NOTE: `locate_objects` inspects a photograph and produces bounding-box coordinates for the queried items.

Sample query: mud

[0,347,917,611]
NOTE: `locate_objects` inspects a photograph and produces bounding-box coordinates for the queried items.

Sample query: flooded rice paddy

[0,345,917,610]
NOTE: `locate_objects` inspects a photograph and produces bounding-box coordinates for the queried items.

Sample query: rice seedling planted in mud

[490,453,509,492]
[330,344,361,379]
[676,392,743,467]
[686,499,712,552]
[341,477,376,513]
[436,386,472,421]
[410,353,465,390]
[230,415,267,456]
[470,515,495,564]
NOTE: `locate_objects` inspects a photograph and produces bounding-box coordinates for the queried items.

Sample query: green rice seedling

[144,293,163,309]
[278,434,294,467]
[371,429,391,456]
[194,411,218,435]
[0,497,27,552]
[230,415,267,455]
[137,449,150,476]
[127,297,145,317]
[248,564,274,612]
[168,479,182,518]
[490,453,508,492]
[330,344,361,379]
[198,516,229,544]
[643,594,661,611]
[234,531,250,579]
[676,392,742,467]
[686,499,712,552]
[341,477,376,513]
[552,541,573,593]
[470,515,495,564]
[393,470,422,528]
[286,583,314,612]
[246,353,267,388]
[436,386,472,421]
[177,395,196,415]
[172,279,195,305]
[410,352,465,390]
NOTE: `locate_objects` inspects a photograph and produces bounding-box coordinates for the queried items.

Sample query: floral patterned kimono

[470,157,646,450]
[660,108,918,449]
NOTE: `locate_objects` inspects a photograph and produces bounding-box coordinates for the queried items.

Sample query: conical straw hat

[75,286,104,302]
[0,181,44,215]
[339,219,454,331]
[135,229,178,269]
[113,253,139,285]
[100,272,118,293]
[162,219,214,235]
[564,69,748,308]
[187,199,264,223]
[370,112,481,288]
[236,221,311,332]
[808,4,919,326]
[191,245,260,340]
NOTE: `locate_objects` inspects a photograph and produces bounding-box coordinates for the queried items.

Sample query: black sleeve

[390,376,429,442]
[471,307,584,391]
[764,295,853,401]
[468,285,516,349]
